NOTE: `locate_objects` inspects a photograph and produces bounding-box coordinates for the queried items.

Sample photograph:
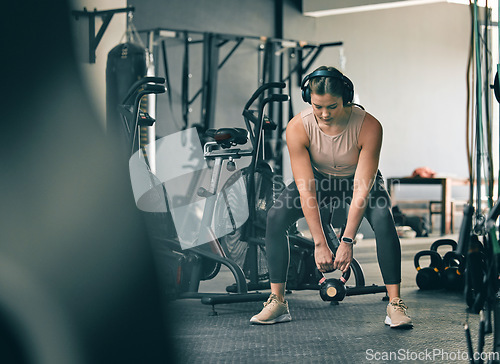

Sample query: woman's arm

[334,113,383,270]
[286,115,335,272]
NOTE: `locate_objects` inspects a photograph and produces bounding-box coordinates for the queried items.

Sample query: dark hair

[308,66,346,99]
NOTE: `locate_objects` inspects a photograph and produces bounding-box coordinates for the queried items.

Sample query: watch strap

[341,236,356,245]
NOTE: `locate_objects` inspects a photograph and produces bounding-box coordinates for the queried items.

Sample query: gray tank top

[301,105,366,177]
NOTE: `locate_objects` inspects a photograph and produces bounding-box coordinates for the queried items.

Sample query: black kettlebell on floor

[317,267,351,302]
[441,251,465,291]
[414,250,443,290]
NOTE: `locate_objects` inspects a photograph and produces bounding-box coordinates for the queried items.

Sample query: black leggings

[265,170,401,285]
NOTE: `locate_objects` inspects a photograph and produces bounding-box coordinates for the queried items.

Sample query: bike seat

[205,128,248,147]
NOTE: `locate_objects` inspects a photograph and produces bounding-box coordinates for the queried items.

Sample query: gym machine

[123,77,387,315]
[454,2,500,362]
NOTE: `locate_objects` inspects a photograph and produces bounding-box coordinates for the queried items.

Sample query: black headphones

[300,69,354,105]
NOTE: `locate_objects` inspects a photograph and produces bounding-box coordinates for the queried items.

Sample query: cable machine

[455,1,500,360]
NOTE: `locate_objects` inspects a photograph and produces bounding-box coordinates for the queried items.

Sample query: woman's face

[310,92,345,123]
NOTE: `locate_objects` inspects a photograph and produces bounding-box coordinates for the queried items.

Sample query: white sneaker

[385,297,413,329]
[250,293,291,325]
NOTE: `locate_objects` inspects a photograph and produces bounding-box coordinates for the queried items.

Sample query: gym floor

[164,232,494,364]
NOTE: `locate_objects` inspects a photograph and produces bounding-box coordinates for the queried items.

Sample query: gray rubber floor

[165,234,496,363]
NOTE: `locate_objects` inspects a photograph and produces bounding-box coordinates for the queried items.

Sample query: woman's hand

[334,242,353,272]
[314,243,335,273]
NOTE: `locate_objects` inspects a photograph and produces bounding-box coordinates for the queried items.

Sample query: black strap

[161,40,184,130]
[182,32,190,129]
[287,48,294,120]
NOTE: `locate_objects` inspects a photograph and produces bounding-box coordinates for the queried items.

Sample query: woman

[250,66,412,328]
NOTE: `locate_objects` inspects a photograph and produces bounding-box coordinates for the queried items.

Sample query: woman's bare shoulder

[359,111,382,148]
[286,112,309,147]
[361,111,382,134]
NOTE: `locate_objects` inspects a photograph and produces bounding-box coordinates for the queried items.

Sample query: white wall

[313,2,473,180]
[67,0,498,237]
[68,0,496,186]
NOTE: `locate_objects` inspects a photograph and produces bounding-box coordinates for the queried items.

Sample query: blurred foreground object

[0,1,174,363]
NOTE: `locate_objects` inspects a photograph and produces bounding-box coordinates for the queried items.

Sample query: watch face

[342,237,353,243]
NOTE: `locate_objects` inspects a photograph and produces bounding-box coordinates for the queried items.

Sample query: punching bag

[106,42,148,154]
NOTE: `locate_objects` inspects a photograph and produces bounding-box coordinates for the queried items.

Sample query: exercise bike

[122,78,283,306]
[122,77,386,314]
[205,82,387,305]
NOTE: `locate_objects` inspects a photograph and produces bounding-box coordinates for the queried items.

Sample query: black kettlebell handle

[317,266,351,285]
[442,251,465,272]
[430,239,457,253]
[414,250,443,271]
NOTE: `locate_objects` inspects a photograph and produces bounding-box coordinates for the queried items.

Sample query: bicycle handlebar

[263,94,289,103]
[243,82,286,110]
[121,76,166,105]
[242,95,289,125]
[141,84,166,94]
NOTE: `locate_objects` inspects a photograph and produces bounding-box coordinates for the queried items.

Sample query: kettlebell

[414,250,443,290]
[441,251,465,291]
[317,267,351,302]
[430,238,457,253]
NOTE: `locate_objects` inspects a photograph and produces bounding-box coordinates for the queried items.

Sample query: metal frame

[139,27,343,173]
[72,7,135,63]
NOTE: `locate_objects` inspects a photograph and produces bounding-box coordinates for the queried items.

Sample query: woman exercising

[250,66,412,328]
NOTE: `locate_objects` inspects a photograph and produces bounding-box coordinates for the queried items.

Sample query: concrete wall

[128,1,478,182]
[130,0,315,137]
[69,1,491,233]
[69,1,486,181]
[314,2,473,180]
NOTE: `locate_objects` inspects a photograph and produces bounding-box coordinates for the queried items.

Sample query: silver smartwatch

[341,236,356,245]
